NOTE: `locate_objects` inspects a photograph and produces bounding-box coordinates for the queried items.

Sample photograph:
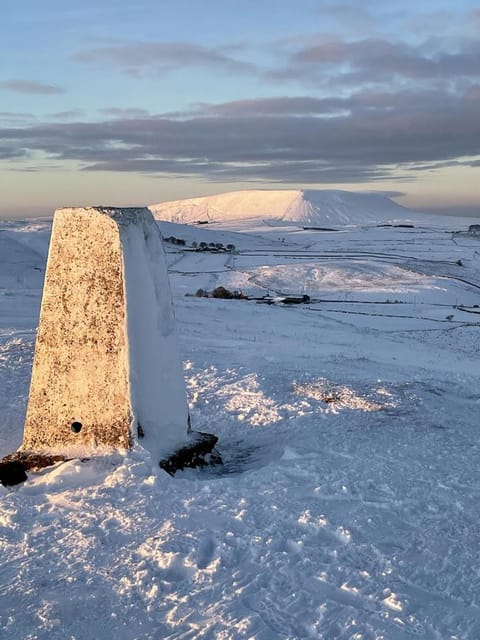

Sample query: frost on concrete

[21,206,189,460]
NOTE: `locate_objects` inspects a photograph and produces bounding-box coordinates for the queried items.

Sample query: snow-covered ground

[1,210,480,639]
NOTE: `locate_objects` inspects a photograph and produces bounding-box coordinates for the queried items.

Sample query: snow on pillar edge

[18,206,202,467]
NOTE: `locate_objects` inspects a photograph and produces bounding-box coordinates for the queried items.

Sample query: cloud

[192,96,345,117]
[193,96,347,116]
[405,159,479,172]
[72,41,257,76]
[192,88,470,117]
[48,109,86,120]
[82,158,400,184]
[98,107,151,118]
[0,112,35,124]
[1,83,479,184]
[70,29,480,96]
[0,80,65,95]
[268,35,480,88]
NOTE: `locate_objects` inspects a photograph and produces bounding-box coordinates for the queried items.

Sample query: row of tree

[163,236,236,252]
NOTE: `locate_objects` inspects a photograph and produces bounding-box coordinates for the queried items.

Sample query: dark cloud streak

[268,35,480,87]
[98,107,151,118]
[0,80,65,95]
[1,82,479,184]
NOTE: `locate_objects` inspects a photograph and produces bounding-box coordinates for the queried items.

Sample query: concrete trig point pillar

[0,207,218,484]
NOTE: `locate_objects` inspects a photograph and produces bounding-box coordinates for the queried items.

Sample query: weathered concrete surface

[20,206,215,468]
[22,208,132,453]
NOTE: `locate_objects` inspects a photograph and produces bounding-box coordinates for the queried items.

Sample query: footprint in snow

[196,532,217,569]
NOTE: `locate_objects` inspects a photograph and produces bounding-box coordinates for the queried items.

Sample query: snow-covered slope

[150,189,417,226]
[2,216,480,638]
[0,226,50,290]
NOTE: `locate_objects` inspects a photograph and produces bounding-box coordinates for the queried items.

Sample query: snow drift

[150,189,417,226]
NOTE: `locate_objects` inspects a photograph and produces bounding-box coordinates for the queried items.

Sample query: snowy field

[1,212,480,639]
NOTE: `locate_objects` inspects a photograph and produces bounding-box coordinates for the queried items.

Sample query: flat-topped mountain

[150,189,417,226]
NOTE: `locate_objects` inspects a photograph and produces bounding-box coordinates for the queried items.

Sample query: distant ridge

[150,189,418,226]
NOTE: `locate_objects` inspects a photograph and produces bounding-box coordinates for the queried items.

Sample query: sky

[1,0,479,218]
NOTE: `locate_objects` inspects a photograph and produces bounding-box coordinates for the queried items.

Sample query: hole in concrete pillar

[71,421,82,434]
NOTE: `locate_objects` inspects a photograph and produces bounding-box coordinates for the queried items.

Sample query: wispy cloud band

[72,41,256,76]
[0,80,65,95]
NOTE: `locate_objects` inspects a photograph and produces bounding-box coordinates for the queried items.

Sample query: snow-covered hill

[150,189,417,226]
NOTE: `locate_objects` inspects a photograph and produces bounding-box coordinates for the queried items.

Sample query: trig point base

[1,206,219,485]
